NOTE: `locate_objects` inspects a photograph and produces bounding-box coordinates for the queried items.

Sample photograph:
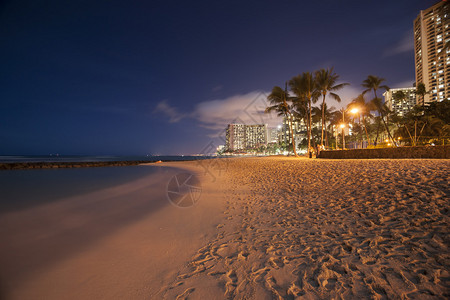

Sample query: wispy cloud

[154,86,365,132]
[211,85,223,92]
[192,91,282,131]
[153,100,186,123]
[383,29,414,57]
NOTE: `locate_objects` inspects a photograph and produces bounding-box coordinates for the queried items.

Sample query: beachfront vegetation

[265,68,348,156]
[315,68,349,147]
[265,72,449,156]
[265,85,298,156]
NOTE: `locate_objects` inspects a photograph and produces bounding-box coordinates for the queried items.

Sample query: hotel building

[225,124,267,151]
[383,87,417,116]
[414,0,450,105]
[280,116,307,147]
[267,127,280,143]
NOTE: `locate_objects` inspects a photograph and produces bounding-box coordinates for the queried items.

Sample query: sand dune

[161,157,450,299]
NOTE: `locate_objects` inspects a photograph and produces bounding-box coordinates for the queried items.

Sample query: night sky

[1,0,438,155]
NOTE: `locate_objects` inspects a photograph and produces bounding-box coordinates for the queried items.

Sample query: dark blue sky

[0,0,438,155]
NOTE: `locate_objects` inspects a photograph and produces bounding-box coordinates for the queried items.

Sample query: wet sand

[0,163,224,299]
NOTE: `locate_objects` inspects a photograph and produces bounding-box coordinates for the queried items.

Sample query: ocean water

[0,165,167,213]
[0,155,213,163]
[0,156,215,213]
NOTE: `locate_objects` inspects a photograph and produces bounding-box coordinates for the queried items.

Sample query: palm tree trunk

[373,88,396,147]
[308,98,312,157]
[287,112,298,156]
[380,113,396,146]
[321,94,325,147]
[362,115,370,146]
[374,117,381,145]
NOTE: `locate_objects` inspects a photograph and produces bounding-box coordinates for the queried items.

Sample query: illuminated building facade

[225,124,267,151]
[280,116,307,147]
[383,87,417,116]
[414,0,450,105]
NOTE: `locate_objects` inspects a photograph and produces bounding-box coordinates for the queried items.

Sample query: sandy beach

[0,157,449,299]
[161,157,449,299]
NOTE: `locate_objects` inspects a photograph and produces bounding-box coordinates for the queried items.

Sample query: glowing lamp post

[340,107,359,150]
[349,107,360,148]
[350,108,359,115]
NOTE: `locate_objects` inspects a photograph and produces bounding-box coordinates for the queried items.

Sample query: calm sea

[0,155,214,213]
[0,155,213,163]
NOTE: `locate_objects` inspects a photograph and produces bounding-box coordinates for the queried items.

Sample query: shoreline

[0,161,227,299]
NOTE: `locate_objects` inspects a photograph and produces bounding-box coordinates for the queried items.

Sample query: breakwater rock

[0,161,152,170]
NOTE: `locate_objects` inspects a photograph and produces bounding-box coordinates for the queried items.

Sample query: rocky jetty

[0,161,152,170]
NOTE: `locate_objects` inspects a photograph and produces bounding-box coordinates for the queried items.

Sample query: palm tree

[362,75,389,101]
[415,82,429,108]
[315,68,349,148]
[316,103,337,148]
[291,95,309,149]
[362,75,396,146]
[369,97,396,146]
[329,109,344,149]
[289,72,319,157]
[349,94,371,145]
[265,85,298,156]
[393,90,406,103]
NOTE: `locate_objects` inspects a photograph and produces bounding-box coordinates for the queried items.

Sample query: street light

[350,108,359,115]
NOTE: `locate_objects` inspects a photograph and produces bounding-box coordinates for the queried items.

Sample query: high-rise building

[225,124,267,151]
[225,124,245,151]
[383,87,417,116]
[414,0,450,106]
[280,116,307,147]
[267,127,280,143]
[245,124,268,149]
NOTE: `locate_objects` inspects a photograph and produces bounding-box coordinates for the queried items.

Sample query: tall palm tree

[315,68,349,148]
[329,109,344,149]
[362,75,389,100]
[265,85,298,156]
[362,75,396,146]
[348,94,372,145]
[289,72,319,157]
[349,94,371,144]
[415,82,429,108]
[369,97,396,146]
[291,94,309,149]
[322,103,337,147]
